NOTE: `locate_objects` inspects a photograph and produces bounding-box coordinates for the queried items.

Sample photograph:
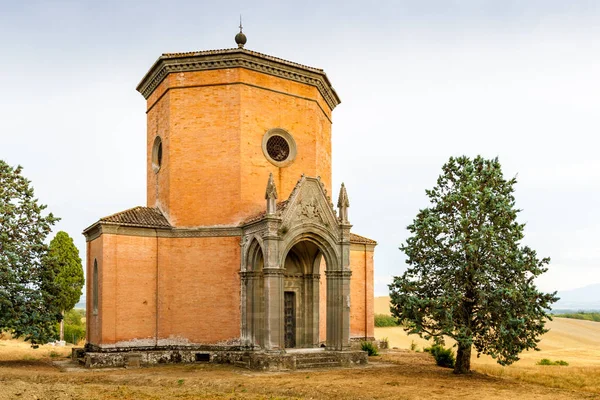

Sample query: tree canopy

[389,156,558,374]
[46,231,84,342]
[47,231,84,313]
[0,160,61,345]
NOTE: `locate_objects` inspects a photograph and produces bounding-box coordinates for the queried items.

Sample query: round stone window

[262,128,296,167]
[152,136,163,173]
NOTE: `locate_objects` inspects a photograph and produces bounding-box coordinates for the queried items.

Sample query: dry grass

[375,296,600,395]
[1,299,598,399]
[0,342,595,399]
[0,336,72,362]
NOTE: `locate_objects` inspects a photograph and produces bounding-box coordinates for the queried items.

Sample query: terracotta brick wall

[156,236,240,344]
[88,234,240,347]
[145,68,332,227]
[350,246,375,339]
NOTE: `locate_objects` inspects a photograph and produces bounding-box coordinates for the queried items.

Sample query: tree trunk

[59,310,64,342]
[454,343,471,374]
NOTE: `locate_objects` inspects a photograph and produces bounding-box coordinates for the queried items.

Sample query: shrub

[424,344,455,368]
[380,337,389,349]
[410,340,418,351]
[374,314,400,327]
[537,358,569,366]
[361,341,379,356]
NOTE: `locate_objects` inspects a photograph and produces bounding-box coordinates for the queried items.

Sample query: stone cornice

[325,270,353,278]
[136,48,341,111]
[350,243,376,252]
[83,222,241,242]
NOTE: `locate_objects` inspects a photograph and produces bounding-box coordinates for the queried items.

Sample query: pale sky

[1,1,598,297]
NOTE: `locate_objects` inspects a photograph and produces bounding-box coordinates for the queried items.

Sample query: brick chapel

[82,30,376,363]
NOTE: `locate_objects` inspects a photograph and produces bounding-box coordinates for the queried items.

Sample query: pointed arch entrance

[281,239,325,348]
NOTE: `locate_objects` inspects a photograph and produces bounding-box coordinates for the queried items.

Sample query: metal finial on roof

[235,15,247,49]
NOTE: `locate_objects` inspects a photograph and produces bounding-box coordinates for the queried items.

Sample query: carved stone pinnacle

[337,183,350,208]
[265,173,278,200]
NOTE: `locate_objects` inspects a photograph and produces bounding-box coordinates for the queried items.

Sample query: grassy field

[374,296,600,395]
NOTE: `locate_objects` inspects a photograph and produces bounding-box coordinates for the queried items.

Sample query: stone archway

[241,238,265,349]
[279,228,350,352]
[282,240,324,348]
[240,176,353,352]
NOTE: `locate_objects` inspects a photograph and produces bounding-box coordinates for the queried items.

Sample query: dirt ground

[0,340,597,400]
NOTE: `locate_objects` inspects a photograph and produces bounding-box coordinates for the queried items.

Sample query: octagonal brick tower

[137,47,340,227]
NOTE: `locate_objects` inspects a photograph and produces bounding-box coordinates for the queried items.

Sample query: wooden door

[284,291,296,348]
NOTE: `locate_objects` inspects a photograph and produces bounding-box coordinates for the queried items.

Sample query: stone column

[325,270,352,350]
[262,216,283,351]
[240,270,250,346]
[305,273,320,347]
[326,223,352,351]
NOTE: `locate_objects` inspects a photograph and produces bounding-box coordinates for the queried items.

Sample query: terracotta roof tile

[99,206,171,228]
[350,233,377,245]
[242,201,289,225]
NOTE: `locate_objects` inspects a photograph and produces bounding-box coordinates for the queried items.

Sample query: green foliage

[0,160,61,346]
[537,358,569,366]
[64,309,85,326]
[374,314,400,327]
[46,231,84,313]
[389,156,558,373]
[63,323,85,344]
[424,345,455,368]
[57,308,85,344]
[554,312,600,322]
[361,341,379,356]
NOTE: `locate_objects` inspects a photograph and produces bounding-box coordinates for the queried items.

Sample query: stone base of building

[72,346,368,370]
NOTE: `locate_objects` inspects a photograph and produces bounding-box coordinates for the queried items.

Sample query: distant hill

[375,283,600,315]
[553,283,600,311]
[74,294,86,310]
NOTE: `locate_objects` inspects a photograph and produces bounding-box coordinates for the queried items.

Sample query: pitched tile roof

[349,233,377,245]
[242,201,289,225]
[99,206,171,228]
[160,48,325,74]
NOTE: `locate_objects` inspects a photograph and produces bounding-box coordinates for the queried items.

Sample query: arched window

[152,136,163,173]
[93,259,99,315]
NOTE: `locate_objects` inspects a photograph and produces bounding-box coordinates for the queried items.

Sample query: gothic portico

[241,175,353,352]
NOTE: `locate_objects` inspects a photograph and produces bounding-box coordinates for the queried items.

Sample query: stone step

[295,357,339,365]
[296,361,341,369]
[290,352,339,359]
[234,360,250,369]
